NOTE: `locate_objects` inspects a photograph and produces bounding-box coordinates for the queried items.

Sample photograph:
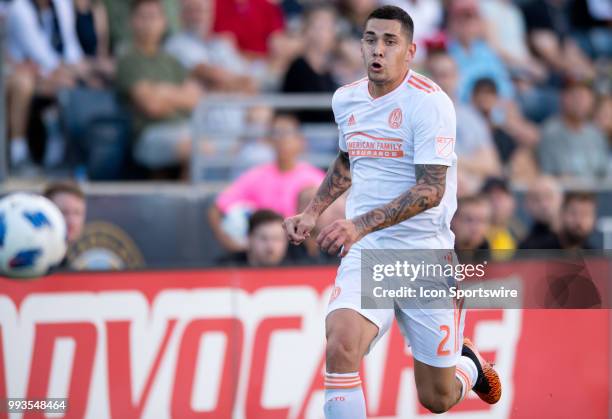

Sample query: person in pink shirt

[208,112,325,252]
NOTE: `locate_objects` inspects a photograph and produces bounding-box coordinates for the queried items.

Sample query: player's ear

[406,42,417,63]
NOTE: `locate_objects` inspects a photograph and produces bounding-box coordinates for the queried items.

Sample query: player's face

[248,222,288,266]
[361,19,415,85]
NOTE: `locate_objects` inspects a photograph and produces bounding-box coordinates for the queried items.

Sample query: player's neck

[368,69,409,99]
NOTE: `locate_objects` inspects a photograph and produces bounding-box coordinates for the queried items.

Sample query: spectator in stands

[208,112,325,252]
[231,105,276,178]
[282,4,339,123]
[446,0,514,102]
[213,0,302,88]
[481,177,525,250]
[166,0,260,94]
[332,36,366,86]
[451,194,492,250]
[529,192,597,249]
[213,0,284,56]
[167,0,274,148]
[116,0,202,176]
[338,0,378,40]
[479,0,547,82]
[218,209,289,267]
[570,0,612,59]
[382,0,443,63]
[520,175,563,249]
[471,78,540,183]
[6,66,36,169]
[557,192,597,249]
[594,95,612,144]
[426,52,501,195]
[73,0,114,82]
[43,180,86,245]
[477,0,562,124]
[521,0,595,81]
[6,0,93,168]
[7,0,88,84]
[102,0,180,52]
[537,79,608,180]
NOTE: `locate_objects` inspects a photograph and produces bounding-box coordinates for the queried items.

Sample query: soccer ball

[0,193,67,279]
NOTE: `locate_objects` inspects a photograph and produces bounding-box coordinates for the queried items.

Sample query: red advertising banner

[0,265,609,419]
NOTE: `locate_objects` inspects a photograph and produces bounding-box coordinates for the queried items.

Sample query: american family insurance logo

[347,132,404,158]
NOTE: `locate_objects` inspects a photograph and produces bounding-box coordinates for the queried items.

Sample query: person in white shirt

[284,6,501,418]
[6,0,92,167]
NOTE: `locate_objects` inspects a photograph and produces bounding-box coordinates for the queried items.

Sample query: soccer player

[283,5,501,417]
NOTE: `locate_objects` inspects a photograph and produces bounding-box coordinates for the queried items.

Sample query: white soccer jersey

[332,69,458,250]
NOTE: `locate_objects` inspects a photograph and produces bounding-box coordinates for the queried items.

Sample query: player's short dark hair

[248,209,284,235]
[43,180,85,201]
[365,5,414,42]
[562,191,596,210]
[131,0,161,13]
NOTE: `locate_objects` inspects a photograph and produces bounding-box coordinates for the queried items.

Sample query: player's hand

[283,212,317,245]
[316,219,361,258]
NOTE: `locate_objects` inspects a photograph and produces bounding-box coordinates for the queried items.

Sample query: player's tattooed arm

[304,151,351,217]
[352,164,447,236]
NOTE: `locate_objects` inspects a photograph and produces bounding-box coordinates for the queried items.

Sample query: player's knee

[326,337,361,372]
[418,387,455,414]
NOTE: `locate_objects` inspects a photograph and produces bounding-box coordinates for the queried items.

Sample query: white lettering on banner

[0,286,521,419]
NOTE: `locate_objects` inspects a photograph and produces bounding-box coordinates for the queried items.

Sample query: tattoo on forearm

[353,164,447,235]
[307,151,351,215]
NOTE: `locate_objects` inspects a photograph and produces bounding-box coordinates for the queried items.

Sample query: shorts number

[437,325,451,356]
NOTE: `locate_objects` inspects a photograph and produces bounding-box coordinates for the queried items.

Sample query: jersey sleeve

[412,92,456,166]
[332,90,348,152]
[338,126,347,152]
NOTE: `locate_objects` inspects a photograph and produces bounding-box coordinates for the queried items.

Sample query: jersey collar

[366,69,412,102]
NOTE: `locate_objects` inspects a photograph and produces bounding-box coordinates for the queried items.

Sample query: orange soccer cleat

[462,337,502,404]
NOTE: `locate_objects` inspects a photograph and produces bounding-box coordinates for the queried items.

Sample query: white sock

[10,137,29,164]
[455,355,478,401]
[324,372,366,419]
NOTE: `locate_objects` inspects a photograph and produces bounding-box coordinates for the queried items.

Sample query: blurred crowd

[2,0,611,267]
[3,0,610,181]
[211,173,600,267]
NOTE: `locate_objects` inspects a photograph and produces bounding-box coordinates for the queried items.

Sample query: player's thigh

[395,306,465,368]
[325,308,379,372]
